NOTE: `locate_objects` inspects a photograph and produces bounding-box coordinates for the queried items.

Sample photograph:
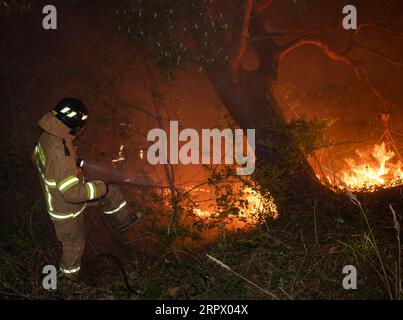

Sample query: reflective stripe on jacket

[33,112,107,220]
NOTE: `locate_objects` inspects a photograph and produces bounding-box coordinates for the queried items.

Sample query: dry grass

[0,137,401,300]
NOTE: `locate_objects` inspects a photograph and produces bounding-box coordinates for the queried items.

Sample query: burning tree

[117,1,403,208]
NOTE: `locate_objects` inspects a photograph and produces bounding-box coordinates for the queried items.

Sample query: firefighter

[33,97,139,278]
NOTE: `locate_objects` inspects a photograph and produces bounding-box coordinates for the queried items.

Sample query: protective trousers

[53,184,132,275]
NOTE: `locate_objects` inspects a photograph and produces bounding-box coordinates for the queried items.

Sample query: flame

[112,144,126,164]
[193,208,213,218]
[193,187,278,223]
[325,142,403,192]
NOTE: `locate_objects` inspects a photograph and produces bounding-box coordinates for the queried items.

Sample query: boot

[101,207,142,249]
[116,209,143,232]
[57,271,82,292]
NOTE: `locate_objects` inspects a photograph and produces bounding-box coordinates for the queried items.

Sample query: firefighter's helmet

[52,97,89,135]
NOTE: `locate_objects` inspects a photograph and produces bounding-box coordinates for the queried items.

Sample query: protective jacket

[33,112,107,221]
[33,112,139,276]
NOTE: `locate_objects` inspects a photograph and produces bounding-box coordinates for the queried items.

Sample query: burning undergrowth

[314,142,403,193]
[124,165,279,252]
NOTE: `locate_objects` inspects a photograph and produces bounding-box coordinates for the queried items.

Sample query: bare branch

[113,95,159,121]
[356,22,403,37]
[251,32,284,41]
[277,36,393,111]
[279,34,313,52]
[277,20,403,69]
[255,0,273,14]
[278,37,356,67]
[354,45,403,67]
[230,0,254,76]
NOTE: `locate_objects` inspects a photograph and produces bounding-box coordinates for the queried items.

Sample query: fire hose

[77,158,174,190]
[75,159,207,294]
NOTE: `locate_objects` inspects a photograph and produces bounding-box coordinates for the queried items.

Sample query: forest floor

[1,191,402,300]
[1,137,402,300]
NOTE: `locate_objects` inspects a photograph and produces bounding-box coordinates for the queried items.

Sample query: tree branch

[356,22,403,38]
[255,0,273,14]
[277,17,403,71]
[251,33,284,41]
[278,37,356,67]
[277,36,393,111]
[354,45,403,67]
[230,0,254,76]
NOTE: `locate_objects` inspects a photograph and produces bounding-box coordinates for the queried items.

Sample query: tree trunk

[203,38,332,208]
[191,8,401,212]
